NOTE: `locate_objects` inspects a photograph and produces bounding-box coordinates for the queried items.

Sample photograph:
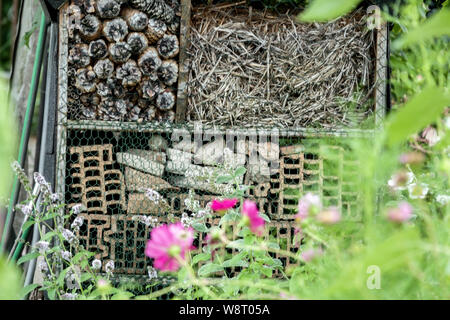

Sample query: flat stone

[168,176,231,195]
[125,167,173,192]
[193,138,225,166]
[172,138,197,153]
[166,160,244,184]
[116,152,165,176]
[165,160,214,177]
[166,148,192,163]
[280,145,304,155]
[127,149,166,164]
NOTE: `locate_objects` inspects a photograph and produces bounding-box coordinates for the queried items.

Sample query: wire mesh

[55,0,388,287]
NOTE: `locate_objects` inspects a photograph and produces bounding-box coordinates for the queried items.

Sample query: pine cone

[127,32,148,55]
[116,60,142,87]
[146,18,167,44]
[75,66,97,93]
[109,42,132,63]
[157,59,178,86]
[157,34,179,59]
[88,39,108,59]
[79,14,102,41]
[103,17,129,42]
[122,7,149,31]
[69,43,90,68]
[93,59,115,79]
[138,47,162,75]
[95,0,121,19]
[156,89,175,111]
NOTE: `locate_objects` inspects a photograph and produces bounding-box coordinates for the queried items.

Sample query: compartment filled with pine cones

[66,0,181,122]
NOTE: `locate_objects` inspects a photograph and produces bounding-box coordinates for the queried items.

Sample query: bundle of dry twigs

[186,5,376,128]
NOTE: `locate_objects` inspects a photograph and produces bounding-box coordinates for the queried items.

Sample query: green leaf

[19,283,40,299]
[266,242,280,250]
[260,213,271,223]
[234,166,247,177]
[222,255,249,268]
[192,222,209,233]
[21,219,36,232]
[393,9,450,49]
[197,263,223,277]
[386,86,450,146]
[111,291,134,300]
[47,288,56,300]
[56,268,70,287]
[192,252,211,264]
[17,252,40,265]
[219,211,241,225]
[41,231,58,242]
[22,23,38,49]
[80,272,94,282]
[215,175,233,184]
[260,266,273,278]
[298,0,362,22]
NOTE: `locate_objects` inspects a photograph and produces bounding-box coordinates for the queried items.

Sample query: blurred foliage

[0,81,20,300]
[0,81,17,198]
[0,255,22,299]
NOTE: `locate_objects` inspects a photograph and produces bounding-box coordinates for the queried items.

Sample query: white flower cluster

[436,194,449,205]
[184,190,200,211]
[61,251,72,260]
[185,190,212,219]
[19,203,33,217]
[388,171,428,199]
[181,212,193,228]
[145,189,163,204]
[105,260,114,275]
[71,204,85,215]
[61,228,77,245]
[147,266,158,280]
[34,172,52,195]
[65,269,80,290]
[132,215,158,227]
[92,259,102,270]
[50,193,60,203]
[35,241,50,253]
[61,292,78,300]
[70,216,84,232]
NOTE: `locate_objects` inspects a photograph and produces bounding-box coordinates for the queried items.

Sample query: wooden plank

[374,23,388,128]
[175,0,191,123]
[125,167,174,192]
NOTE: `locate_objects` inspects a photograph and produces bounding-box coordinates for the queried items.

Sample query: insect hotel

[53,0,388,282]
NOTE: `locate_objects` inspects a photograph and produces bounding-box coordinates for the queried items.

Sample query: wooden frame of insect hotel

[54,0,389,281]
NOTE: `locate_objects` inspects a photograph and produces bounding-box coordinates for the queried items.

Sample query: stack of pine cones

[67,0,181,122]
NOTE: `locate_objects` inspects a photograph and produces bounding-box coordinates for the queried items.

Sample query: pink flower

[316,207,341,225]
[387,171,414,191]
[300,248,323,262]
[211,198,238,214]
[422,126,440,146]
[387,201,413,223]
[241,200,265,236]
[295,193,321,221]
[399,152,425,165]
[145,222,195,272]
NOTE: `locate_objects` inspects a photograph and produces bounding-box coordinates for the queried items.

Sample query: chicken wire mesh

[54,0,388,287]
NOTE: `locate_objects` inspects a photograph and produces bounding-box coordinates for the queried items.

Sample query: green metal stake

[0,11,47,254]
